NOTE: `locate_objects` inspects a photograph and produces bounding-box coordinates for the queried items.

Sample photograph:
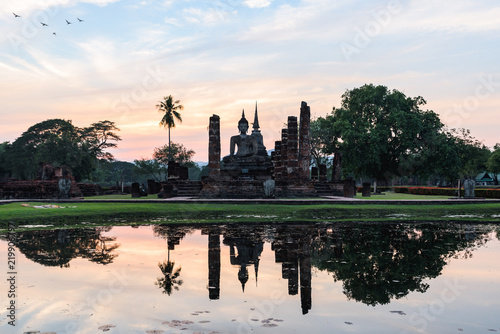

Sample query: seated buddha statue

[223,111,260,163]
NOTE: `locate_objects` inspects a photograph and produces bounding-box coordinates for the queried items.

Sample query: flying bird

[77,17,84,22]
[66,19,71,24]
[13,12,21,17]
[53,32,56,36]
[40,22,48,26]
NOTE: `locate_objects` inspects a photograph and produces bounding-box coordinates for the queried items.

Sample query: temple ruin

[200,101,346,198]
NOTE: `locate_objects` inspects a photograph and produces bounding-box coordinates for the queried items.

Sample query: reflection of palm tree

[156,260,183,295]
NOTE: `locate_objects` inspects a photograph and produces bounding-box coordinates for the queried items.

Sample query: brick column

[280,129,288,179]
[298,101,311,180]
[273,140,282,179]
[208,114,220,179]
[286,116,298,179]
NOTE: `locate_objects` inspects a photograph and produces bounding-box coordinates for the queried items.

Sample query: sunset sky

[1,0,499,163]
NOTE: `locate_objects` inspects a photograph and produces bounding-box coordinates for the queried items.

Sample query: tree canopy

[134,142,197,182]
[2,119,120,181]
[315,84,443,181]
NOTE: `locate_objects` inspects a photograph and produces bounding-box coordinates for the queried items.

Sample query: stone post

[319,164,327,181]
[343,178,356,197]
[286,116,298,179]
[463,178,475,198]
[208,114,221,179]
[298,102,311,180]
[311,167,318,180]
[362,182,371,197]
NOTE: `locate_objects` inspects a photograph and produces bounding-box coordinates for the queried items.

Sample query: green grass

[87,192,453,201]
[2,200,500,233]
[354,191,452,200]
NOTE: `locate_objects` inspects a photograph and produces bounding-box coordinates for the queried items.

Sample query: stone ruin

[0,163,102,199]
[200,101,347,198]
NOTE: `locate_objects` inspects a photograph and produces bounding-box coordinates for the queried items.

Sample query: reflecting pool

[1,222,500,334]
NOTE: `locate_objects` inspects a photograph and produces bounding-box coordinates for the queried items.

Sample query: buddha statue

[221,107,273,180]
[223,110,258,162]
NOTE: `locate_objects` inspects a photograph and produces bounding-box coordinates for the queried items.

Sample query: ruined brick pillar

[208,114,221,179]
[286,116,299,179]
[273,140,282,180]
[298,101,311,180]
[280,129,288,179]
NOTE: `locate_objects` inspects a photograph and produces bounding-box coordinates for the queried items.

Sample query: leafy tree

[79,120,121,160]
[486,144,500,185]
[0,142,9,180]
[316,84,444,183]
[133,159,168,182]
[310,117,335,168]
[153,142,195,167]
[451,128,491,179]
[5,119,121,181]
[157,95,183,162]
[134,142,196,181]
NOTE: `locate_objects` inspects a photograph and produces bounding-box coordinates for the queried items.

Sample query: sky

[1,0,499,163]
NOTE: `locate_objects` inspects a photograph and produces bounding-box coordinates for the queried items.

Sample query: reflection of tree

[311,223,493,306]
[5,227,119,267]
[153,224,195,251]
[156,260,183,295]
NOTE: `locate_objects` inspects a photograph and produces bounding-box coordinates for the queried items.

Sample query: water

[1,222,500,334]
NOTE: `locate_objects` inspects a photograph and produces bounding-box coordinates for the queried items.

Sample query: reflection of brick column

[287,116,298,178]
[280,129,288,179]
[298,102,311,180]
[208,115,220,179]
[208,231,221,300]
[299,240,312,315]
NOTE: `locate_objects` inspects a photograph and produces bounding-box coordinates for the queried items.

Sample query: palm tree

[157,95,183,162]
[155,260,183,295]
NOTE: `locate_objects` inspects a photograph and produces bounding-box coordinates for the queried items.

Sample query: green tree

[79,120,121,160]
[0,142,9,180]
[317,84,443,183]
[133,159,168,182]
[486,144,500,185]
[157,95,183,162]
[134,142,196,181]
[451,128,491,179]
[153,142,195,167]
[5,119,121,181]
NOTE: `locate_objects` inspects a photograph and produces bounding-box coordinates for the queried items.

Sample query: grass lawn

[353,191,452,200]
[2,198,500,233]
[86,192,453,200]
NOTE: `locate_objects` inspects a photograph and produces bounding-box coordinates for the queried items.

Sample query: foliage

[309,117,335,168]
[157,95,183,162]
[133,159,168,182]
[2,119,120,181]
[486,145,500,184]
[153,143,195,167]
[0,142,9,179]
[93,160,146,187]
[450,128,491,179]
[316,84,444,181]
[134,142,196,181]
[393,186,500,198]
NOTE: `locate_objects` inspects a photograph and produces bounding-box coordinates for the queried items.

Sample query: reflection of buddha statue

[223,110,258,162]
